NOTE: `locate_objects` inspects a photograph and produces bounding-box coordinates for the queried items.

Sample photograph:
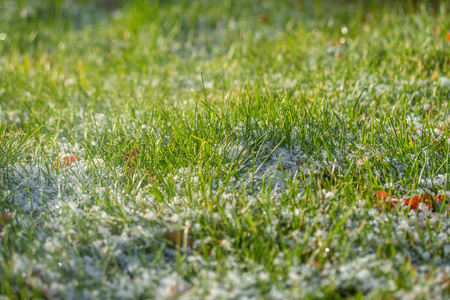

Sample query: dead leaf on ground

[124,147,157,180]
[163,231,194,250]
[53,156,78,168]
[403,194,432,210]
[124,147,139,173]
[260,14,271,24]
[373,190,398,211]
[374,190,448,213]
[0,213,11,232]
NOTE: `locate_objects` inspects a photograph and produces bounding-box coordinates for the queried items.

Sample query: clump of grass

[1,0,449,298]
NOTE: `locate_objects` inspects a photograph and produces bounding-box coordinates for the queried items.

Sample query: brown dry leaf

[124,147,157,180]
[260,14,271,24]
[0,213,11,232]
[163,231,194,250]
[124,147,139,173]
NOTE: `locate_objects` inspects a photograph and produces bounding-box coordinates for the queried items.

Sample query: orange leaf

[403,194,432,210]
[434,195,449,209]
[374,190,392,200]
[445,31,450,42]
[54,156,78,168]
[434,194,446,202]
[373,190,398,210]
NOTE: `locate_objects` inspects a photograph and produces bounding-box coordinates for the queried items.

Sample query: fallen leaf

[54,156,78,168]
[0,213,10,232]
[124,147,139,173]
[403,194,433,210]
[434,194,446,202]
[163,231,194,250]
[374,190,393,200]
[260,14,271,24]
[433,194,450,210]
[124,147,157,180]
[373,190,398,210]
[372,191,447,213]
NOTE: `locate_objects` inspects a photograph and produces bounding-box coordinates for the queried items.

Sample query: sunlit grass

[1,0,449,298]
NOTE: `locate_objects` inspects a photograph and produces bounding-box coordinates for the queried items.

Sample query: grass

[1,0,450,298]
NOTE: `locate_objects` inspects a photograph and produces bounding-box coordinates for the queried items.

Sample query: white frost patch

[439,77,450,87]
[2,157,115,213]
[419,174,448,188]
[154,274,191,299]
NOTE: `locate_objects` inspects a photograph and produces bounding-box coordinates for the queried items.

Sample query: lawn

[1,0,449,298]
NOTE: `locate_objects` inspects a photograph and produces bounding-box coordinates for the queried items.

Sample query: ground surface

[1,0,450,299]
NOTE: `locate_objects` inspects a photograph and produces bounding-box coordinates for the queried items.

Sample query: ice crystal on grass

[2,165,450,298]
[155,274,191,299]
[4,163,61,212]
